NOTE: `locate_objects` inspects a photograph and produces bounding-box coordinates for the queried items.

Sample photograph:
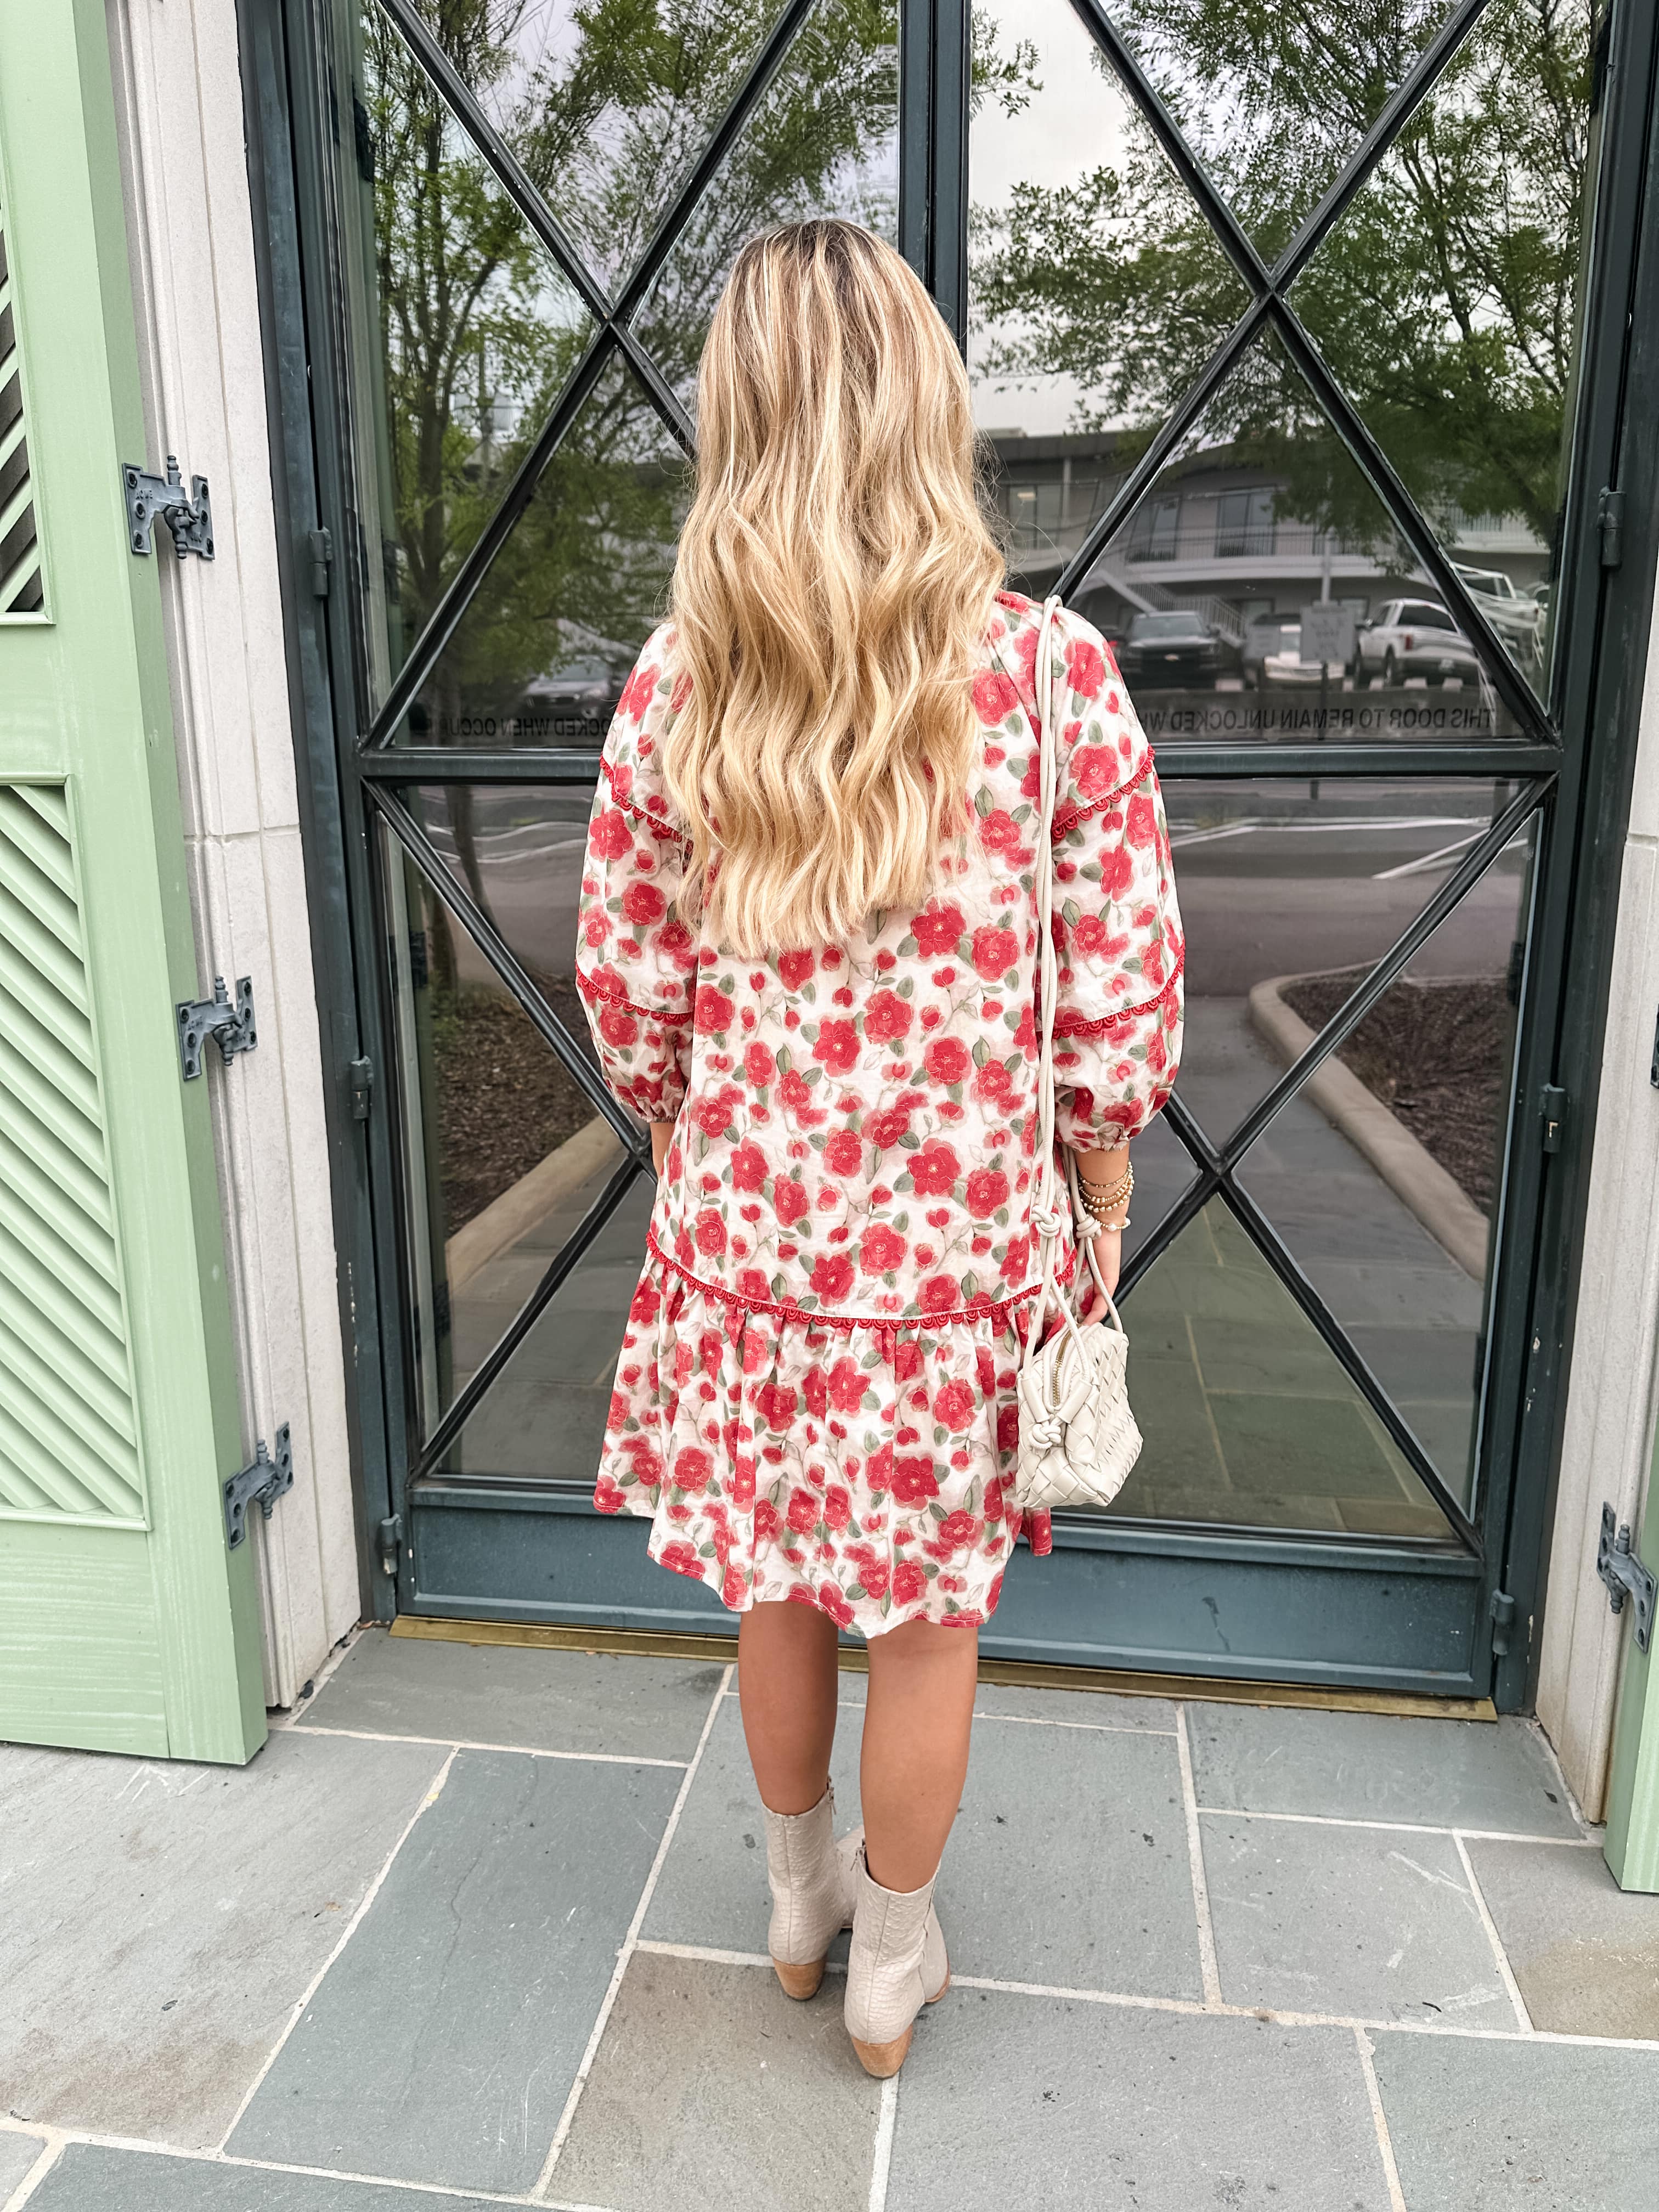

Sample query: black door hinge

[1489,1587,1516,1657]
[178,976,257,1080]
[1650,1007,1658,1088]
[377,1513,403,1578]
[225,1426,294,1548]
[1597,1506,1655,1654]
[123,455,214,559]
[348,1054,374,1121]
[308,526,334,598]
[1599,487,1624,568]
[1540,1083,1568,1153]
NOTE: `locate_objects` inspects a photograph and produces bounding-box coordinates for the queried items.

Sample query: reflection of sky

[970,0,1129,438]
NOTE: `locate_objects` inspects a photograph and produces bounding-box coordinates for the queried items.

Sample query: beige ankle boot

[761,1787,861,1999]
[843,1847,950,2076]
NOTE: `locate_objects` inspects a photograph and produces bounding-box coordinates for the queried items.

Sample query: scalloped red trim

[600,754,692,845]
[1051,753,1155,841]
[1053,946,1186,1036]
[576,967,695,1024]
[645,1227,1062,1333]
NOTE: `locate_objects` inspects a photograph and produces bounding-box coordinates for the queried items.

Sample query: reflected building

[981,425,1548,703]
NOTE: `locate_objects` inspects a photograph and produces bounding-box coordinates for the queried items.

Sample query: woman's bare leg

[861,1621,978,1891]
[738,1600,840,1813]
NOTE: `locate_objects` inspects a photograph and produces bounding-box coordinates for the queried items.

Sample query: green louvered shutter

[0,0,264,1761]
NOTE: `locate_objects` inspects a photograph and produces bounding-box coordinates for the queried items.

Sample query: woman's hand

[1078,1226,1121,1316]
[650,1120,675,1178]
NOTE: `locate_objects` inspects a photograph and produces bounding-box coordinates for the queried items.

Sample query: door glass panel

[1120,1110,1199,1272]
[1168,777,1526,1147]
[435,1176,657,1480]
[1237,809,1538,1510]
[1109,1,1465,261]
[397,0,795,297]
[345,4,595,713]
[1291,0,1600,699]
[410,786,593,985]
[380,825,628,1441]
[1077,327,1523,744]
[1111,1199,1451,1538]
[628,0,901,412]
[393,355,690,747]
[969,0,1251,594]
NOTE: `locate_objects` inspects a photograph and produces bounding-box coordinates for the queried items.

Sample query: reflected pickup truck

[1356,599,1483,687]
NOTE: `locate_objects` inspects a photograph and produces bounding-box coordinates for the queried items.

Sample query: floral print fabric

[576,591,1183,1633]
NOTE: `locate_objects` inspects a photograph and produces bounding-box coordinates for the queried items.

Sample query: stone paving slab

[552,1950,881,2211]
[1372,2028,1659,2210]
[0,2132,48,2199]
[888,1993,1390,2209]
[18,2147,514,2212]
[1202,1813,1513,2025]
[229,1747,680,2195]
[301,1627,724,1760]
[0,1731,445,2149]
[645,1695,863,1955]
[648,1697,1200,1999]
[1464,1836,1659,2038]
[946,1715,1200,1997]
[1187,1703,1583,1835]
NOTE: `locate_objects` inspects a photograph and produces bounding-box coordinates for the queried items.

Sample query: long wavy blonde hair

[663,220,1005,958]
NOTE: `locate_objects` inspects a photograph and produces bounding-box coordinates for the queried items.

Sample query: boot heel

[850,2025,913,2079]
[772,1955,827,2000]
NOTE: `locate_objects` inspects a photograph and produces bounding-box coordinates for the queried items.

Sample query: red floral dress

[575,591,1183,1634]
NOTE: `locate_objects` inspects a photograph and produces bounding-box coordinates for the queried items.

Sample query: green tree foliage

[972,0,1595,550]
[358,0,899,725]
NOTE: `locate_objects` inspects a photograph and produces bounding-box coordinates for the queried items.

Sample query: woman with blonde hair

[577,219,1182,2076]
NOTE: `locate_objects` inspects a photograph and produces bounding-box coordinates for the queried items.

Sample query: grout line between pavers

[0,2125,624,2212]
[1,2129,65,2212]
[1175,1706,1223,2007]
[1353,2028,1408,2212]
[1196,1804,1601,1846]
[721,1684,1177,1735]
[532,1663,733,2200]
[1453,1831,1534,2033]
[951,1973,1209,2016]
[966,1712,1178,1736]
[553,1940,1659,2056]
[284,1723,688,1770]
[214,1745,459,2152]
[867,2075,899,2212]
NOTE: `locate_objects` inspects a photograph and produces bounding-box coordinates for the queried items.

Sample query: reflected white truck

[1357,598,1485,687]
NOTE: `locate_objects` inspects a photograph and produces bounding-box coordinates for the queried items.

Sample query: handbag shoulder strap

[1022,597,1115,1369]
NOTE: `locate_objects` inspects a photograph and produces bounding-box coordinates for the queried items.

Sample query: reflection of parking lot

[430,786,1515,1526]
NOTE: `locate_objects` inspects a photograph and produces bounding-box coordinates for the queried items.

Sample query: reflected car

[1453,563,1546,659]
[1357,599,1484,687]
[512,656,627,748]
[1118,610,1240,685]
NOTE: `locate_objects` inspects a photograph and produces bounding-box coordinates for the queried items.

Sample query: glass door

[291,0,1637,1694]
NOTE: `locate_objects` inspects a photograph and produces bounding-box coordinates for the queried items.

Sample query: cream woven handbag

[1012,596,1144,1515]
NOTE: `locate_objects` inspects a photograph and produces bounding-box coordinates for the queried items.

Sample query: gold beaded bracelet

[1077,1160,1133,1216]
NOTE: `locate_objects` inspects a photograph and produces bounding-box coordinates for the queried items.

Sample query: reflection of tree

[362,0,898,716]
[973,0,1594,550]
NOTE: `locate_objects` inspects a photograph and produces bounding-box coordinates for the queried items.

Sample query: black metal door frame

[237,0,1659,1700]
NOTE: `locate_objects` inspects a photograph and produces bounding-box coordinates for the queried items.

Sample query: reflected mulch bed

[1278,969,1511,1211]
[432,974,605,1232]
